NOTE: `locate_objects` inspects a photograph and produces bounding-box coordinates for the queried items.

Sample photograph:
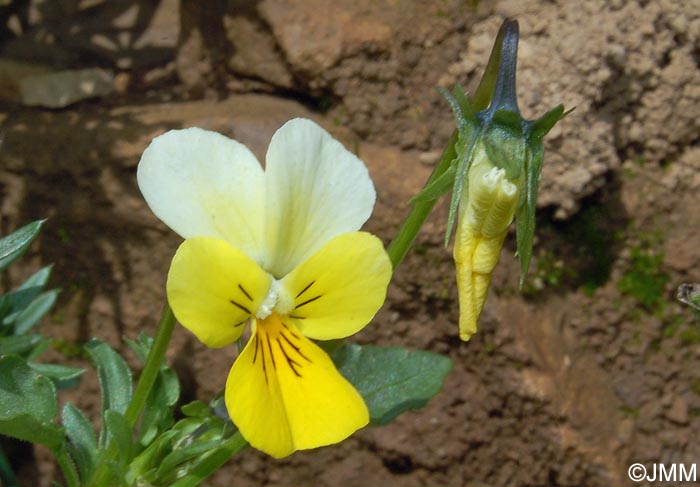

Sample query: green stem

[386,131,458,269]
[88,304,176,487]
[55,447,80,487]
[125,303,176,428]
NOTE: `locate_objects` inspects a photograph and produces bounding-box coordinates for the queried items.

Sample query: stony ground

[1,0,699,486]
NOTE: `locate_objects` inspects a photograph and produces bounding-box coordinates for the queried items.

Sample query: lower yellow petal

[279,232,392,340]
[167,237,272,348]
[226,314,369,458]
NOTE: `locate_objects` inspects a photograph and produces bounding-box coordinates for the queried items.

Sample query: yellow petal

[226,314,368,458]
[453,222,507,341]
[167,237,272,348]
[279,232,392,341]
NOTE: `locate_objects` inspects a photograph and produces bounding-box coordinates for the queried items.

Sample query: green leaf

[0,334,42,355]
[0,220,44,272]
[0,414,65,450]
[138,367,180,445]
[0,356,64,449]
[85,339,133,446]
[29,362,85,382]
[515,143,544,287]
[333,344,452,426]
[156,439,223,479]
[62,403,97,481]
[13,289,58,334]
[125,332,180,445]
[180,401,210,419]
[0,265,52,325]
[124,332,152,365]
[104,409,133,468]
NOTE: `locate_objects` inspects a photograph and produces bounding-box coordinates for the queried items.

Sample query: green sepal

[62,403,98,482]
[529,104,571,141]
[483,110,525,180]
[408,164,456,205]
[0,356,64,449]
[0,220,44,272]
[440,85,481,247]
[452,83,479,125]
[445,130,479,247]
[333,344,452,426]
[515,143,544,288]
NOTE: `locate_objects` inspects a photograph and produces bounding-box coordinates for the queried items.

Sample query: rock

[20,68,115,108]
[0,59,50,103]
[224,13,294,89]
[665,396,689,425]
[258,0,392,76]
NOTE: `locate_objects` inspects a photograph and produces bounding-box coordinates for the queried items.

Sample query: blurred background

[0,0,699,485]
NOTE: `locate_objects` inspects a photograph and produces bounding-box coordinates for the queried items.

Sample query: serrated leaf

[333,344,452,426]
[13,289,58,334]
[62,403,97,481]
[0,220,44,271]
[85,339,133,446]
[0,334,42,355]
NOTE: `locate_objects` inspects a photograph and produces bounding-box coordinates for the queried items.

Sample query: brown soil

[1,1,699,486]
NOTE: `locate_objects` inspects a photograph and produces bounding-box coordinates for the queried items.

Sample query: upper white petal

[137,127,266,263]
[262,118,375,277]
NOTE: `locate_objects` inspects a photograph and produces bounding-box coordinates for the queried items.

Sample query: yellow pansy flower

[137,118,392,458]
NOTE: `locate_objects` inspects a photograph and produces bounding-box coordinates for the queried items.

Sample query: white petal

[263,118,375,277]
[138,128,266,263]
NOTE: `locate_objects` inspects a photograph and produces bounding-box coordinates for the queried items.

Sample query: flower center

[256,277,294,320]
